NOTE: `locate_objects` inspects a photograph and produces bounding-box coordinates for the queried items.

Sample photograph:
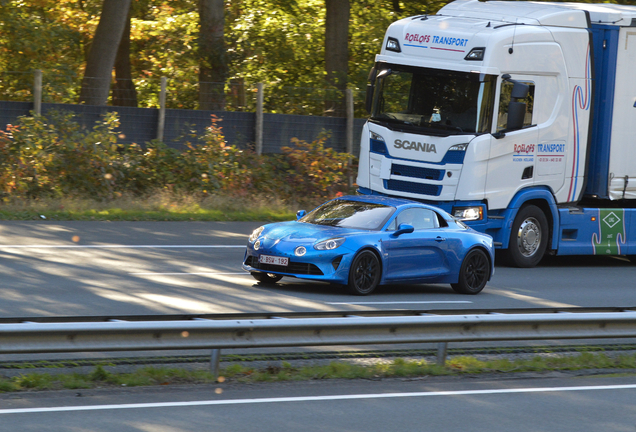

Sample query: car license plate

[259,255,289,266]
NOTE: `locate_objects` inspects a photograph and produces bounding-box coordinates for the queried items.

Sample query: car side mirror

[392,223,414,237]
[296,210,307,220]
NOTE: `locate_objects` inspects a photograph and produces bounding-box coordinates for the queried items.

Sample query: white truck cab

[357,0,636,267]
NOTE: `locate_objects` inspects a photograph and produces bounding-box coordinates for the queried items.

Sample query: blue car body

[243,195,494,292]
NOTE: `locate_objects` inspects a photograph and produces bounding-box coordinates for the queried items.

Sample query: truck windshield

[371,64,496,135]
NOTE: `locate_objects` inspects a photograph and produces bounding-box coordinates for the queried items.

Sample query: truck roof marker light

[465,47,485,61]
[386,37,401,53]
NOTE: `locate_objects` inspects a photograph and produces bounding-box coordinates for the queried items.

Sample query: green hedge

[0,111,357,204]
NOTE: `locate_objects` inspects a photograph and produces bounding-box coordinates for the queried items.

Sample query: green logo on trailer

[592,209,626,255]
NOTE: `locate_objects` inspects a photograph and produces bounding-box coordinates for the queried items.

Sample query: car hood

[262,221,367,244]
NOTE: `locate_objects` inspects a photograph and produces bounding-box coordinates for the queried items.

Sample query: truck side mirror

[507,101,526,130]
[365,66,377,114]
[502,76,530,131]
[365,84,374,114]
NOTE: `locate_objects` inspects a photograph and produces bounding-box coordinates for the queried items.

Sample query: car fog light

[295,246,306,256]
[254,240,261,250]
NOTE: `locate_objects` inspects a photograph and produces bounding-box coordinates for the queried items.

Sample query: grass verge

[0,193,310,222]
[1,352,636,393]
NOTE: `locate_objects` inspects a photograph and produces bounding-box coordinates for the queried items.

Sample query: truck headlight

[453,206,483,221]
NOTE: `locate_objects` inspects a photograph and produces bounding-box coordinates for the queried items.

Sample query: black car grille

[245,256,324,276]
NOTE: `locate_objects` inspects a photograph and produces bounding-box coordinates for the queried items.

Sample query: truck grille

[385,179,442,196]
[391,163,444,181]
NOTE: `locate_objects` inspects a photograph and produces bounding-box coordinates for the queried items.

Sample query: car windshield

[371,64,496,135]
[300,200,395,230]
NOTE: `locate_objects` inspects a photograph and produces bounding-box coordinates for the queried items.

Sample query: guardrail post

[436,342,448,366]
[210,348,221,378]
[157,76,167,141]
[33,70,42,116]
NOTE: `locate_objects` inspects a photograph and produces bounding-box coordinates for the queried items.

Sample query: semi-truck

[356,0,636,267]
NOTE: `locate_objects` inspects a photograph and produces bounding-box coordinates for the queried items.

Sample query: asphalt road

[1,221,636,431]
[1,375,636,431]
[0,220,634,318]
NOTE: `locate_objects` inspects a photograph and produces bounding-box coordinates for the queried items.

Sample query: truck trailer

[357,0,636,267]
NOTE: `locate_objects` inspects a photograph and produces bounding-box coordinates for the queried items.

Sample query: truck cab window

[497,81,535,132]
[371,64,497,136]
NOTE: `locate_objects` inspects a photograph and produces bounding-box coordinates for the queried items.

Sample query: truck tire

[506,205,548,268]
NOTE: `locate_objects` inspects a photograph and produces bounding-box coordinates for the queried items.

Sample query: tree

[79,0,132,106]
[112,12,138,107]
[324,0,349,116]
[198,0,227,110]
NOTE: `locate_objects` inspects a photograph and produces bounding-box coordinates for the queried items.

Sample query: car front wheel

[251,272,283,284]
[451,248,490,295]
[347,250,381,295]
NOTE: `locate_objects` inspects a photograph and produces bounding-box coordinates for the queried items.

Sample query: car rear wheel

[451,249,490,295]
[251,272,283,284]
[347,250,381,295]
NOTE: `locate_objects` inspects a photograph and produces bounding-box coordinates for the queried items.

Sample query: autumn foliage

[0,111,356,204]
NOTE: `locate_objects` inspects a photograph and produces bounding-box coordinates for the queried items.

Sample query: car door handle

[435,236,446,242]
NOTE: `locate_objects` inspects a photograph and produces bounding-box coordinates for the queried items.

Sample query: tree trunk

[79,0,132,106]
[198,0,227,111]
[324,0,349,117]
[112,12,138,107]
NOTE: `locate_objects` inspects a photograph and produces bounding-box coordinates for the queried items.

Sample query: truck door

[485,77,539,209]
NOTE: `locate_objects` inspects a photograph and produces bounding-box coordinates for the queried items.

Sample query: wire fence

[0,70,368,117]
[0,70,368,154]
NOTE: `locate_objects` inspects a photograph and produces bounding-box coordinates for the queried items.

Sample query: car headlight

[314,238,345,251]
[249,226,264,242]
[453,206,483,221]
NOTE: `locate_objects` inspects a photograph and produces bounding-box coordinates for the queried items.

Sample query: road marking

[493,289,577,308]
[0,245,245,249]
[326,301,472,305]
[2,384,636,414]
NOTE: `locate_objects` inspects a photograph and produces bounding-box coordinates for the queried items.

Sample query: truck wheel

[347,250,381,295]
[506,205,548,268]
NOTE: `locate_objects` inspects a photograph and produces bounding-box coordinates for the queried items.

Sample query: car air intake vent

[391,164,444,181]
[245,256,323,275]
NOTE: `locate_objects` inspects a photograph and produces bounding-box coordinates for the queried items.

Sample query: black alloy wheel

[347,250,381,295]
[251,272,283,284]
[451,248,490,295]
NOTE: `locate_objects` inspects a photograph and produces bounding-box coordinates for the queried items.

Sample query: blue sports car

[243,195,494,295]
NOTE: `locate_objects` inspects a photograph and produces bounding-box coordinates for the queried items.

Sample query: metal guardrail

[2,307,636,375]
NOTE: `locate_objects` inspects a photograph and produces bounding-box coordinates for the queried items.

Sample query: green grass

[0,193,307,221]
[1,352,635,393]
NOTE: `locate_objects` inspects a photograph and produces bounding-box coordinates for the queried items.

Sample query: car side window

[388,208,439,231]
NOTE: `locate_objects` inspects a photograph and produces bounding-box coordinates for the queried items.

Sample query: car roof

[335,195,448,214]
